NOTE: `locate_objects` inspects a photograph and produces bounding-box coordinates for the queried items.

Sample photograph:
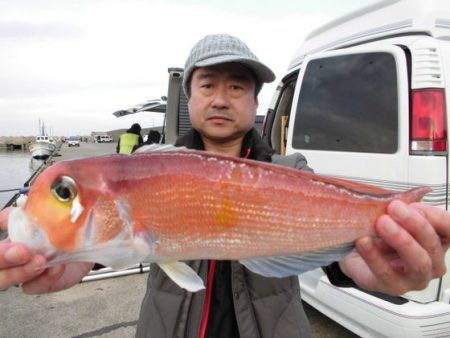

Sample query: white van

[262,0,450,336]
[96,135,113,143]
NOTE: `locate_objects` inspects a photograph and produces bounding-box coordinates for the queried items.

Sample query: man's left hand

[340,201,450,296]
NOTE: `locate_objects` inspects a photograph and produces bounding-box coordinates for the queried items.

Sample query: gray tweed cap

[182,34,275,97]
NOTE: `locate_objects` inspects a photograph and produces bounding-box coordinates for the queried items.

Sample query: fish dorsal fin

[239,244,354,278]
[134,144,188,153]
[158,261,205,292]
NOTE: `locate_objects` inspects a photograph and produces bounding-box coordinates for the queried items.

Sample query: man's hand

[0,207,93,294]
[340,201,450,296]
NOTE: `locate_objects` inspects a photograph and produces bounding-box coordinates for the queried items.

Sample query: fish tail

[396,186,432,204]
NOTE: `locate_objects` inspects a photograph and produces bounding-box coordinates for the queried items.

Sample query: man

[136,34,312,337]
[116,122,144,154]
[0,34,449,337]
[136,34,450,337]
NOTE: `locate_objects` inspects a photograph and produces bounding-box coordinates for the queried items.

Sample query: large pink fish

[7,147,431,291]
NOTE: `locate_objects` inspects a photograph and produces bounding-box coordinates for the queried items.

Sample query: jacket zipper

[198,260,217,338]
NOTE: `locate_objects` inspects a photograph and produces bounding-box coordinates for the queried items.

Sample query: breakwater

[0,136,35,150]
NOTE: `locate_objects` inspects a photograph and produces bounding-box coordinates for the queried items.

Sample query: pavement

[1,272,358,338]
[52,141,117,161]
[1,273,148,338]
[1,142,358,338]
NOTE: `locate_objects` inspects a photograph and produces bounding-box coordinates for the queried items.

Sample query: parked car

[67,136,81,147]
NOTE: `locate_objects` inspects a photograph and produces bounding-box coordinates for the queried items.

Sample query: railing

[82,264,150,282]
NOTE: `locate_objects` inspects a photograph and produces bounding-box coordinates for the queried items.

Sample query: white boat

[29,135,56,160]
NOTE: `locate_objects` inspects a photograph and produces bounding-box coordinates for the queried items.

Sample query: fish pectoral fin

[45,239,144,270]
[239,243,354,278]
[158,261,205,292]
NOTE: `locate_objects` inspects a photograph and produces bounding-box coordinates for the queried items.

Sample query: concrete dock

[1,142,358,338]
[0,136,35,150]
[51,141,117,161]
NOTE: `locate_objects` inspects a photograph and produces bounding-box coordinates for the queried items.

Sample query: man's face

[188,63,259,144]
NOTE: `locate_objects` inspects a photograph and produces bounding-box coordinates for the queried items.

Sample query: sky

[0,0,380,137]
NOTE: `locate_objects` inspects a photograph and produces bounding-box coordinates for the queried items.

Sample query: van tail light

[410,88,447,155]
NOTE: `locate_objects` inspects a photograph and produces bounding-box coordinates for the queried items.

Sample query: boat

[28,120,57,160]
[29,135,57,159]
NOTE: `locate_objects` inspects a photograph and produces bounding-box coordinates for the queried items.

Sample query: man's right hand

[0,207,93,294]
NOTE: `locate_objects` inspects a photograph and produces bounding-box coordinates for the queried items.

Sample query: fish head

[8,160,106,255]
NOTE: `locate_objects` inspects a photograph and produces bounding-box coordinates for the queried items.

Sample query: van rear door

[287,45,445,209]
[285,44,448,303]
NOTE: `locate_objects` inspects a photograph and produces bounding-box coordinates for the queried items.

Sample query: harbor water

[0,149,42,208]
[0,142,117,209]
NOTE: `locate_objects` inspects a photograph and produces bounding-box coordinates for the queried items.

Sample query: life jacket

[119,133,140,154]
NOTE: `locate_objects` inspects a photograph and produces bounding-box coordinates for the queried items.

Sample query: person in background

[135,130,161,152]
[0,34,449,338]
[116,123,143,154]
[144,130,161,145]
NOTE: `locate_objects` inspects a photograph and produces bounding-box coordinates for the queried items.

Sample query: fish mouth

[7,208,56,257]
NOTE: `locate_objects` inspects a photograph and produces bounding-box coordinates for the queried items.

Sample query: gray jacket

[135,152,312,338]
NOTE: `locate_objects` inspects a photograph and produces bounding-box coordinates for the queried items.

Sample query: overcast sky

[0,0,379,136]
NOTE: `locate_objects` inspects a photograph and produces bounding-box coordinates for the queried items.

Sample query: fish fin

[46,218,156,270]
[239,244,354,278]
[397,186,432,204]
[158,261,205,292]
[114,198,134,236]
[83,209,96,247]
[45,238,145,269]
[134,144,188,153]
[45,233,156,270]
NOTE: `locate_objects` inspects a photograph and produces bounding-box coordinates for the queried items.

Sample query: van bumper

[300,270,450,338]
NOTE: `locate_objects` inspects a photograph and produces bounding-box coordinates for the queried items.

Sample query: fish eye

[51,176,77,202]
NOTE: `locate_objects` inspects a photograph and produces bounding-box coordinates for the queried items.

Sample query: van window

[292,52,398,153]
[264,79,296,154]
